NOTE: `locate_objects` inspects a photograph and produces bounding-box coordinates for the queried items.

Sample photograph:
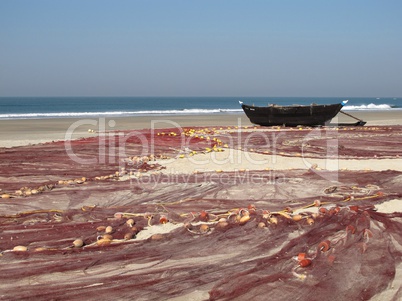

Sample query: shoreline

[0,110,401,148]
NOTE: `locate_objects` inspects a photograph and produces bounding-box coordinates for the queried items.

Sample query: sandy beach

[0,111,402,300]
[3,0,402,298]
[0,110,400,148]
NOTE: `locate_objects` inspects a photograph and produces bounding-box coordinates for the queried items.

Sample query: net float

[34,247,48,252]
[319,207,328,214]
[126,218,135,227]
[130,226,139,234]
[216,219,229,229]
[72,239,84,248]
[97,238,112,246]
[306,217,315,225]
[144,212,153,219]
[239,208,249,216]
[247,204,256,213]
[14,190,23,196]
[96,225,106,232]
[299,258,312,267]
[105,226,113,234]
[124,232,133,240]
[292,214,303,222]
[199,210,209,221]
[13,246,28,252]
[318,240,331,252]
[159,215,168,224]
[297,253,307,261]
[239,214,250,225]
[284,207,293,213]
[114,212,123,219]
[102,234,113,240]
[199,224,210,233]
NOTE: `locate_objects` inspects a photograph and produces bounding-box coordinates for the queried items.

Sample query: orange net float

[318,240,331,252]
[297,253,307,261]
[319,207,328,215]
[298,258,312,267]
[199,210,209,222]
[159,215,169,224]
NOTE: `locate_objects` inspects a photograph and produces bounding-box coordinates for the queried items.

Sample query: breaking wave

[343,103,395,110]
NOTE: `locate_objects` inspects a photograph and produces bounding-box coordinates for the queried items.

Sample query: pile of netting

[1,184,402,300]
[1,125,402,300]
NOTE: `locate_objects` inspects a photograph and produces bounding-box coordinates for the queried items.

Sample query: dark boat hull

[241,102,344,126]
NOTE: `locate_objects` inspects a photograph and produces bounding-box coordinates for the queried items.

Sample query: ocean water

[0,97,400,120]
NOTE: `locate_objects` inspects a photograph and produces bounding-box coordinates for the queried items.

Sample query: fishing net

[0,125,401,300]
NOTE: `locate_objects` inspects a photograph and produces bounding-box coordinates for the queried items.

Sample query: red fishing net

[0,125,401,300]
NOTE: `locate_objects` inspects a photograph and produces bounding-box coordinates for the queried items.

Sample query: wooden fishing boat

[239,100,365,126]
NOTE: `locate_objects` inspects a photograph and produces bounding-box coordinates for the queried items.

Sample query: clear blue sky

[1,0,401,97]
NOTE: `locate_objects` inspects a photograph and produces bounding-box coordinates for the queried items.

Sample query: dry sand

[0,110,400,148]
[158,148,402,173]
[0,114,251,148]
